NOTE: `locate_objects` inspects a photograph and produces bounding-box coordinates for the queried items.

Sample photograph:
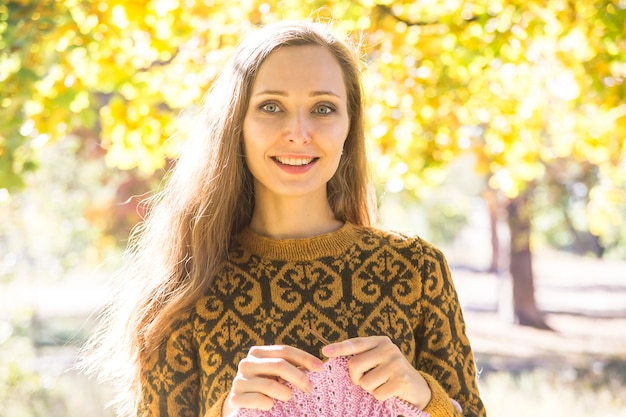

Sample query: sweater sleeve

[203,392,227,417]
[138,315,201,417]
[414,242,486,417]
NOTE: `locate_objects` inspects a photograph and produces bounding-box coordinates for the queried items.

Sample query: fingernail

[322,345,335,356]
[313,358,324,370]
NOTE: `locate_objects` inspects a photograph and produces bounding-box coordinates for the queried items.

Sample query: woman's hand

[322,336,431,410]
[222,345,324,417]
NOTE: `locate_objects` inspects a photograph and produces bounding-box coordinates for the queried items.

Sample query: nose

[286,110,312,144]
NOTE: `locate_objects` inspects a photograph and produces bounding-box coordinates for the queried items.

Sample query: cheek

[243,117,273,147]
[242,115,253,147]
[331,117,350,151]
[242,118,259,155]
[242,134,269,182]
[242,127,256,170]
[242,138,259,170]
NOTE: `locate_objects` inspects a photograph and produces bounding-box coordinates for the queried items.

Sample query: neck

[250,193,343,239]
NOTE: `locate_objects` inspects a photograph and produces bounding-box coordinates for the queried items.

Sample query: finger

[370,382,397,402]
[362,371,393,401]
[353,352,428,405]
[370,365,431,407]
[347,340,399,378]
[239,357,314,394]
[249,345,324,372]
[350,363,408,401]
[322,336,388,357]
[232,373,294,403]
[228,389,277,411]
[343,340,405,391]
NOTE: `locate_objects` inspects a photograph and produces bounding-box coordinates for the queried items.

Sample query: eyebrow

[253,89,342,98]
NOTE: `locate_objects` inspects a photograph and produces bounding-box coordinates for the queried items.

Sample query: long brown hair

[81,20,374,415]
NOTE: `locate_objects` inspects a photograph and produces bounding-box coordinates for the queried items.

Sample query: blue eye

[315,104,335,115]
[261,102,280,113]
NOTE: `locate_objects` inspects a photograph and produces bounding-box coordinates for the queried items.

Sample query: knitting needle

[310,327,331,346]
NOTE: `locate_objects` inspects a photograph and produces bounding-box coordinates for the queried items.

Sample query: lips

[273,156,318,166]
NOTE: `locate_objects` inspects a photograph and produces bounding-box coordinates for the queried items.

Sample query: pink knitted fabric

[236,356,429,417]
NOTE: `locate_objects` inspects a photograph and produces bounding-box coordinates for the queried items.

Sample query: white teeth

[275,156,315,166]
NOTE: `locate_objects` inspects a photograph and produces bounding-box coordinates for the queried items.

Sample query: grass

[479,361,626,417]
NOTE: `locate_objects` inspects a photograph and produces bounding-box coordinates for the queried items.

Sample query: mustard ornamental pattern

[139,222,486,417]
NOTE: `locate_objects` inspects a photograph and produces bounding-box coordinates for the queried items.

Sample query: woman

[83,20,486,417]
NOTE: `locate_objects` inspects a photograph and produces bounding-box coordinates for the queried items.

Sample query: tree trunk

[483,187,500,274]
[506,192,552,330]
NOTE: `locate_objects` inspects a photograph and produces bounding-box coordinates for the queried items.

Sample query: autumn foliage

[1,0,625,326]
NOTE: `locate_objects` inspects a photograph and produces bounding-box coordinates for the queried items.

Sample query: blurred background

[1,1,625,416]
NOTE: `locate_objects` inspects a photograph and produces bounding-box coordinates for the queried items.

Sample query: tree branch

[375,4,478,27]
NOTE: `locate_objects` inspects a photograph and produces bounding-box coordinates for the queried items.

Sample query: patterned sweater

[139,222,486,417]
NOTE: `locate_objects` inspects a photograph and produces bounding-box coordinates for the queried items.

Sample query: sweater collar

[235,222,360,261]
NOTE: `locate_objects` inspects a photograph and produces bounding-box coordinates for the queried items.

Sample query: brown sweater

[139,222,486,417]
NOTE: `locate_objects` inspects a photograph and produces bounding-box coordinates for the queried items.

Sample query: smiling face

[242,45,350,204]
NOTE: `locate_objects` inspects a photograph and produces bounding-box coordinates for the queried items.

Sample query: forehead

[252,45,346,96]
